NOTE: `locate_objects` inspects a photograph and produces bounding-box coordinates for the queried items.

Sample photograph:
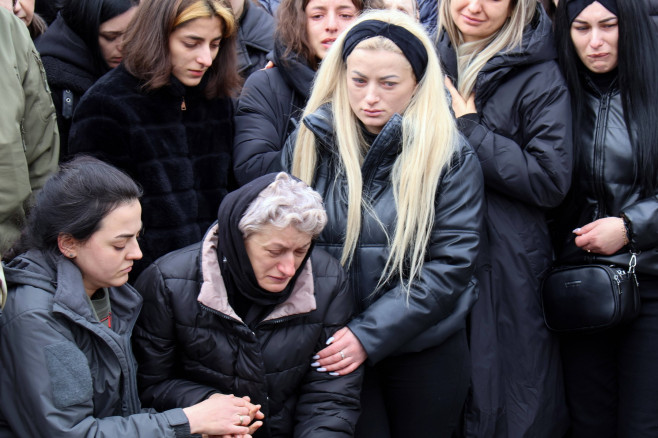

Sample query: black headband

[567,0,618,23]
[341,20,428,81]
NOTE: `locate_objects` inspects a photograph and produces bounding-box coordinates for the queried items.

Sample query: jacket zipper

[593,91,611,218]
[181,96,187,111]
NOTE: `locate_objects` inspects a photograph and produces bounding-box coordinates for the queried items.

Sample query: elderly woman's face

[244,225,313,293]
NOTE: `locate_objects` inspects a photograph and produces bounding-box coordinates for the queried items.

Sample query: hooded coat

[436,5,572,437]
[0,251,192,437]
[36,14,103,158]
[68,65,234,277]
[236,0,274,78]
[283,105,484,364]
[233,42,315,186]
[132,174,362,438]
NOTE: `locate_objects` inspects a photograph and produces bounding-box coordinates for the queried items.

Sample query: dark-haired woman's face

[99,6,138,69]
[169,15,223,86]
[305,0,358,60]
[66,200,143,297]
[570,2,618,74]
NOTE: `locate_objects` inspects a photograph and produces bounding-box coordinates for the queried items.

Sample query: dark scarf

[216,173,313,326]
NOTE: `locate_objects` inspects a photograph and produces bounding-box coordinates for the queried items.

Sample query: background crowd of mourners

[1,0,657,436]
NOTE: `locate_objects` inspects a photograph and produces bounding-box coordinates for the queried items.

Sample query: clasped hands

[184,393,264,438]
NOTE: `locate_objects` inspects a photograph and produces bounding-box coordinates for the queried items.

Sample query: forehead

[305,0,357,10]
[574,1,617,22]
[172,15,223,36]
[347,47,412,74]
[383,0,415,11]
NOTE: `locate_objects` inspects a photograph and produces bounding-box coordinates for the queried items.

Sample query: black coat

[69,65,234,276]
[36,15,104,158]
[556,77,658,275]
[437,5,572,437]
[236,1,274,78]
[132,224,362,438]
[233,43,314,186]
[284,105,484,364]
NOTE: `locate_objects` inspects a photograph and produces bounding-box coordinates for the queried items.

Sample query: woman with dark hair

[232,0,363,186]
[36,0,139,158]
[69,0,241,277]
[437,0,572,435]
[132,172,362,437]
[553,0,658,435]
[0,156,263,437]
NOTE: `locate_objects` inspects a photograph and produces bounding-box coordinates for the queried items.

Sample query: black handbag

[540,254,640,333]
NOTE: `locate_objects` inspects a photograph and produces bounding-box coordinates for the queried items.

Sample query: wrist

[620,216,630,246]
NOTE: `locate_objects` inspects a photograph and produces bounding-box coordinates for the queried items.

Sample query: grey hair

[238,173,328,238]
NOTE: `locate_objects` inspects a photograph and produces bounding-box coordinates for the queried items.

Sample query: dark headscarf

[567,0,618,23]
[216,173,313,326]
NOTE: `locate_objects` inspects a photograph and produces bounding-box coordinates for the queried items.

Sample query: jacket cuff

[163,408,191,438]
[456,113,481,137]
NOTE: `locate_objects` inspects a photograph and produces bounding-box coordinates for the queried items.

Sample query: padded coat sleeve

[293,258,362,437]
[458,72,572,209]
[0,306,190,437]
[132,263,220,410]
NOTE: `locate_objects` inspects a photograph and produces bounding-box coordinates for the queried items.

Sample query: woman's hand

[184,393,263,436]
[311,327,367,376]
[444,77,476,118]
[573,217,629,255]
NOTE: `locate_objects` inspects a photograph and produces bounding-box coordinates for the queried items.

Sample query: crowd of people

[1,0,657,437]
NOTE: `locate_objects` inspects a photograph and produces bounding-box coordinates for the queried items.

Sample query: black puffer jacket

[69,65,234,277]
[36,14,103,158]
[556,77,658,275]
[236,1,274,78]
[437,5,572,437]
[132,224,362,438]
[284,105,484,364]
[0,251,191,437]
[650,0,658,28]
[233,43,314,186]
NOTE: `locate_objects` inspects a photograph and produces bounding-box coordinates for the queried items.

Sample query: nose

[197,45,214,68]
[117,35,125,53]
[365,84,380,106]
[13,0,21,14]
[128,239,143,261]
[326,11,338,32]
[589,28,604,49]
[466,0,482,13]
[277,253,296,277]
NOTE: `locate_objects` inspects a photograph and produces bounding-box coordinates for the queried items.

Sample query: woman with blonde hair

[437,0,572,436]
[285,10,484,437]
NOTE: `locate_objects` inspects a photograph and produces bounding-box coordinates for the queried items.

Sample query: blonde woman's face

[305,0,359,60]
[346,48,416,135]
[450,0,512,43]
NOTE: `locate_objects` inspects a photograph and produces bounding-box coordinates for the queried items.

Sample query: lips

[364,109,383,116]
[461,14,483,24]
[321,38,336,47]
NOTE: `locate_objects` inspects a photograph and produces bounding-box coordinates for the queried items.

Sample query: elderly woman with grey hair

[132,172,362,438]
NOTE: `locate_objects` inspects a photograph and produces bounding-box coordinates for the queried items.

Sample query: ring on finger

[237,414,244,425]
[340,350,345,360]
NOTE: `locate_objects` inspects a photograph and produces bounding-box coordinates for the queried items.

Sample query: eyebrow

[573,16,617,24]
[183,35,223,42]
[351,70,401,80]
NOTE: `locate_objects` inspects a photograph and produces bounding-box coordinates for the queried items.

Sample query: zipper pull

[181,97,186,111]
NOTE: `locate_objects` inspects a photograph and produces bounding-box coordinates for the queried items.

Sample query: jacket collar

[302,103,403,175]
[197,224,317,322]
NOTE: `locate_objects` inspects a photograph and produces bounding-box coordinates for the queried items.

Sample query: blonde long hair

[439,0,536,97]
[292,10,459,296]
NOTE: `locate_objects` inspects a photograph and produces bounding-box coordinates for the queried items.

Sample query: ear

[57,234,79,259]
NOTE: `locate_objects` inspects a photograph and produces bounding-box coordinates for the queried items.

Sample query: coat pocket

[44,341,93,409]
